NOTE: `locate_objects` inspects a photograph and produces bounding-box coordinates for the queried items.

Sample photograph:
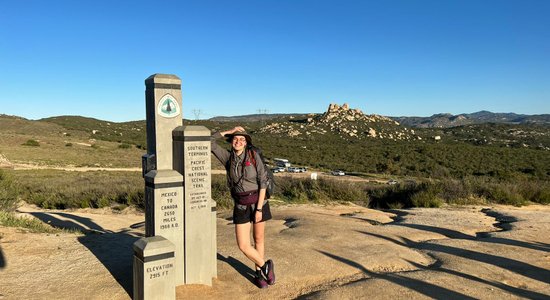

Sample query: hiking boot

[255,270,268,289]
[261,259,275,285]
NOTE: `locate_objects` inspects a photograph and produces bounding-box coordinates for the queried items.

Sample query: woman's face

[232,136,247,152]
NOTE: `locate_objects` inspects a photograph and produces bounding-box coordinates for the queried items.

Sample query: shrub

[118,143,131,149]
[13,170,145,210]
[65,142,73,147]
[275,177,369,204]
[480,184,527,206]
[211,174,370,207]
[369,181,445,208]
[535,188,550,205]
[211,175,232,208]
[0,211,60,233]
[411,185,444,208]
[22,139,40,146]
[0,169,18,212]
[368,184,416,209]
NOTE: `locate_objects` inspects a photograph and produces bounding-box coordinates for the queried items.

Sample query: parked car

[331,170,345,176]
[387,179,398,185]
[287,167,301,173]
[271,167,285,173]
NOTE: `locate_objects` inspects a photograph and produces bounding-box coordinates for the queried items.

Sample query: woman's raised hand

[231,126,245,133]
[221,126,245,137]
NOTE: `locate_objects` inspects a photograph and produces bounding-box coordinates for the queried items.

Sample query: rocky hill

[258,103,420,141]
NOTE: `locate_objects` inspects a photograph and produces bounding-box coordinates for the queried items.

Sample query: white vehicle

[271,167,285,173]
[292,167,307,173]
[273,158,291,168]
[287,167,301,173]
[331,170,345,176]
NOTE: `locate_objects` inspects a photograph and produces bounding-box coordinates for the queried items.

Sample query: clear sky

[1,0,549,122]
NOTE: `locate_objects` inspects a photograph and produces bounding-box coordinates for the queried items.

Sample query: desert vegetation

[0,111,549,223]
[1,168,548,215]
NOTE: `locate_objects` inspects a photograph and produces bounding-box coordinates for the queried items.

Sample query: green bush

[118,143,131,149]
[65,143,73,147]
[411,184,444,208]
[487,186,526,206]
[0,211,60,233]
[13,170,145,210]
[211,174,370,207]
[535,188,550,205]
[0,169,18,212]
[368,184,416,208]
[22,139,40,146]
[275,177,369,204]
[211,174,232,208]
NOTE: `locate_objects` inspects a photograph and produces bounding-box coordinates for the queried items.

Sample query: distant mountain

[391,111,550,128]
[208,113,306,122]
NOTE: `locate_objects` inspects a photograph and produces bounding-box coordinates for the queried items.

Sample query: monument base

[133,236,176,300]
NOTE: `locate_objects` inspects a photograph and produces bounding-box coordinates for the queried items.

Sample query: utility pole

[257,109,269,126]
[192,109,203,121]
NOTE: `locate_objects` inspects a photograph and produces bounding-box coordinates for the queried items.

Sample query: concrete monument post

[143,74,184,285]
[133,236,176,300]
[173,126,216,285]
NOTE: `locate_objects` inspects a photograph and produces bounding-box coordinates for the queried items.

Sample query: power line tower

[257,109,269,126]
[192,109,203,121]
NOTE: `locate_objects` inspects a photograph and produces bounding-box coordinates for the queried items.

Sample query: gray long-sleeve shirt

[211,132,268,193]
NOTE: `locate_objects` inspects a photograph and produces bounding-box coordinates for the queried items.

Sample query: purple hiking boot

[255,270,268,289]
[262,259,275,285]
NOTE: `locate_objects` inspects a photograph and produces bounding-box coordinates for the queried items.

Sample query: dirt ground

[1,203,549,299]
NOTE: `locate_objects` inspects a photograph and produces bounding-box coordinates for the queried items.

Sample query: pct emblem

[158,94,180,118]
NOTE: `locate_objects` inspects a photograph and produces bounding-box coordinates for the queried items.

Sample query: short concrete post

[133,236,176,300]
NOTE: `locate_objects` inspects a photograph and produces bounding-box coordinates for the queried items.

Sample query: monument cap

[225,130,252,144]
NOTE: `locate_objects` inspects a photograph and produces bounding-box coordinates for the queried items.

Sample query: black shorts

[233,201,272,224]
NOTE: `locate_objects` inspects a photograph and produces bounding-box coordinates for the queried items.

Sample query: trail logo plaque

[158,94,180,118]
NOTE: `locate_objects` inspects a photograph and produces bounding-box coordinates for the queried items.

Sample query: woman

[211,126,276,288]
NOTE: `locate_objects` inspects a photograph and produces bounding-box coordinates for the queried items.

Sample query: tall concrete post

[143,74,185,285]
[173,126,216,285]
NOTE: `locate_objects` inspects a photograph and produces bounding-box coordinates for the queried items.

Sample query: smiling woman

[211,126,276,288]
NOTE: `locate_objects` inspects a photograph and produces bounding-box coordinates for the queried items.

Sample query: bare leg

[253,221,265,270]
[235,222,265,267]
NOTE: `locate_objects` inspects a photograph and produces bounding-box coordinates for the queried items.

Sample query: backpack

[247,145,275,199]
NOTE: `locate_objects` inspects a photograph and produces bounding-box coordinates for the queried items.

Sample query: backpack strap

[227,150,246,192]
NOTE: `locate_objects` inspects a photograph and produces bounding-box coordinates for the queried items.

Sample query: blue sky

[1,0,549,122]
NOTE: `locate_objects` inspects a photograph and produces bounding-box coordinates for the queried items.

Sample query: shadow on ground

[0,246,5,269]
[312,250,477,300]
[319,208,550,299]
[27,211,141,297]
[217,253,256,285]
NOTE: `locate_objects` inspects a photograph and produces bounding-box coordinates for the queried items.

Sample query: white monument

[134,74,216,298]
